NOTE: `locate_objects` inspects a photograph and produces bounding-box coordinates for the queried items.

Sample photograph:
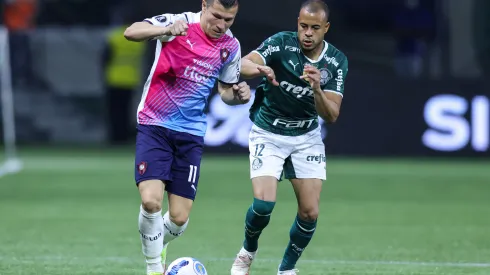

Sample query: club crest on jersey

[155,15,167,23]
[220,48,230,63]
[320,68,333,85]
[138,161,147,175]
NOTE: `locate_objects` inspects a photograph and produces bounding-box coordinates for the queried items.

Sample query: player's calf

[243,175,278,252]
[231,197,275,275]
[166,204,190,226]
[243,197,275,252]
[279,178,321,272]
[279,214,317,272]
[162,210,189,244]
[162,193,192,246]
[160,192,193,273]
[138,180,165,274]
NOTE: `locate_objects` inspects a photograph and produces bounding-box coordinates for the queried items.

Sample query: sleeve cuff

[323,90,344,97]
[218,80,239,86]
[251,50,267,65]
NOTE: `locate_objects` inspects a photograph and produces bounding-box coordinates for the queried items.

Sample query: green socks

[243,198,276,252]
[279,215,317,271]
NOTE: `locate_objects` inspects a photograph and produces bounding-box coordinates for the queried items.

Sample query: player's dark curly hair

[301,0,330,21]
[207,0,239,9]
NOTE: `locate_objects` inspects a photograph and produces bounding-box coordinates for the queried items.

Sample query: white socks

[162,211,189,246]
[138,207,189,274]
[139,205,164,273]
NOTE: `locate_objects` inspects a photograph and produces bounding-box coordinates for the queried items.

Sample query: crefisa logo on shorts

[306,154,326,163]
[252,158,263,170]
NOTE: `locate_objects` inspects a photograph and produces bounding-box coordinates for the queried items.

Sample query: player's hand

[300,64,321,91]
[165,20,188,36]
[232,81,251,104]
[257,66,279,86]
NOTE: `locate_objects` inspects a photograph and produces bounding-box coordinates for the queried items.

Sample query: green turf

[0,150,489,274]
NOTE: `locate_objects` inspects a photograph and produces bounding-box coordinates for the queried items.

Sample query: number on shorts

[254,144,265,157]
[188,165,198,183]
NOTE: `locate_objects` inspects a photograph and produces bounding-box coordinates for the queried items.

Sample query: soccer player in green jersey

[230,1,348,274]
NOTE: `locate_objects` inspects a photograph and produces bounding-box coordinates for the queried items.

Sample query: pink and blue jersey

[137,12,241,137]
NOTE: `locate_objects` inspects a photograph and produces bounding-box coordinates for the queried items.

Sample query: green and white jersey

[249,31,349,136]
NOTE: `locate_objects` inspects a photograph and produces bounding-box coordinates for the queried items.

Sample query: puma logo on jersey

[288,60,299,70]
[186,39,196,50]
[280,81,313,98]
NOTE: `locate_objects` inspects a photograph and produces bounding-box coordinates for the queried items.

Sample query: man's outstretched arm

[240,52,279,86]
[240,52,265,78]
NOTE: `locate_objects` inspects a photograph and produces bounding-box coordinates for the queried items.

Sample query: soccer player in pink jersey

[124,0,250,274]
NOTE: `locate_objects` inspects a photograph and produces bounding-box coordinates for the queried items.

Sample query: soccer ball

[165,257,207,275]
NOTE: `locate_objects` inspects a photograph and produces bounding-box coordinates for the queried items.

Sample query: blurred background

[0,0,489,155]
[0,1,489,275]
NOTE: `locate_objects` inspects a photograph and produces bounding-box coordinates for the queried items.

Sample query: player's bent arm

[124,22,168,42]
[217,81,251,106]
[218,82,243,106]
[313,90,343,124]
[240,52,266,79]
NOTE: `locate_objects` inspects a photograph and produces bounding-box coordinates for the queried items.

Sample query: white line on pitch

[0,256,488,268]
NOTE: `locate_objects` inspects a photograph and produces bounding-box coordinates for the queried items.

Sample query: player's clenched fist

[257,65,279,86]
[166,20,188,36]
[233,82,251,104]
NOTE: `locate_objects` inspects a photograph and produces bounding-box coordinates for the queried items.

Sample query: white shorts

[249,124,327,181]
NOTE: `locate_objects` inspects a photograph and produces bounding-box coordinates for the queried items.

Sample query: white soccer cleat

[277,265,299,275]
[277,268,299,275]
[230,247,256,275]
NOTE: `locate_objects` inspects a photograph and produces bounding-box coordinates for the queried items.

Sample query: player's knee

[252,197,276,216]
[298,206,319,222]
[141,197,162,213]
[138,180,163,213]
[168,209,189,226]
